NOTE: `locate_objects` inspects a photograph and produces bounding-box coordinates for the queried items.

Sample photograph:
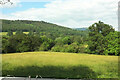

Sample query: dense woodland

[2,20,88,39]
[1,20,120,56]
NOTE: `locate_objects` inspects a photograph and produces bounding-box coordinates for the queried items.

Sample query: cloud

[20,0,56,2]
[1,0,119,30]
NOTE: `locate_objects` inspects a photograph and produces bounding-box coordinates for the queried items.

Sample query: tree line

[2,20,120,56]
[2,32,87,53]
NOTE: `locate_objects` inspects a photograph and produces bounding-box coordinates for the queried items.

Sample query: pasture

[2,51,118,79]
[0,32,29,36]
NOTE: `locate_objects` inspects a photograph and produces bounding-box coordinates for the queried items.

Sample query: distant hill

[74,28,88,31]
[2,19,88,39]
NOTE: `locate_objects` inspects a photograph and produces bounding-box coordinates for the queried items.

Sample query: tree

[89,21,114,36]
[39,36,54,51]
[7,31,13,36]
[62,36,72,45]
[2,36,9,53]
[104,32,120,56]
[2,34,42,53]
[88,21,115,55]
[16,31,23,35]
[28,31,34,35]
[28,35,42,51]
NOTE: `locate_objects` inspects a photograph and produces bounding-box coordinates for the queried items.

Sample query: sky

[0,0,119,30]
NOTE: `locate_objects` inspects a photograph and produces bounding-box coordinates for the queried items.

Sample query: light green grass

[0,32,29,36]
[0,32,7,35]
[2,51,118,78]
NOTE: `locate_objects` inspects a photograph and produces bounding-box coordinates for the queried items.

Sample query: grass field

[0,32,7,36]
[0,32,29,36]
[2,51,118,79]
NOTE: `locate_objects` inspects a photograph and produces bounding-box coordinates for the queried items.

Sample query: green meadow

[0,32,29,36]
[2,51,118,79]
[0,32,8,36]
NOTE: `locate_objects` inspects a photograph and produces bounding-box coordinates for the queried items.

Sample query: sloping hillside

[2,20,88,38]
[74,28,88,31]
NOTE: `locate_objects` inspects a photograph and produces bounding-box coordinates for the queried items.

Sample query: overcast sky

[0,0,119,30]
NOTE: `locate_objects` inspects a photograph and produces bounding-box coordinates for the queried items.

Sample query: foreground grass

[2,51,118,78]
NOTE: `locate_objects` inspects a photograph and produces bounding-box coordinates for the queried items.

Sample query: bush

[65,45,78,53]
[39,42,50,51]
[51,46,62,52]
[39,37,55,51]
[51,42,87,53]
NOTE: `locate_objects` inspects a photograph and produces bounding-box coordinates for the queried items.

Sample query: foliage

[51,46,63,52]
[2,34,42,53]
[64,43,79,53]
[2,20,88,39]
[52,42,87,53]
[2,20,120,56]
[15,30,23,35]
[39,36,54,51]
[89,21,114,36]
[88,21,117,55]
[62,36,72,45]
[2,36,9,53]
[7,31,13,36]
[104,32,120,56]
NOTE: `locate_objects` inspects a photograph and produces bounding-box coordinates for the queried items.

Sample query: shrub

[51,46,62,52]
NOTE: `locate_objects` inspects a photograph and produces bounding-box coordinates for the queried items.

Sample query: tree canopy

[88,21,119,56]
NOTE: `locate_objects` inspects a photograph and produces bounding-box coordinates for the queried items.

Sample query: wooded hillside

[2,19,88,39]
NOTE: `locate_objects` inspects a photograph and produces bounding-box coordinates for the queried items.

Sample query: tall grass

[2,51,118,78]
